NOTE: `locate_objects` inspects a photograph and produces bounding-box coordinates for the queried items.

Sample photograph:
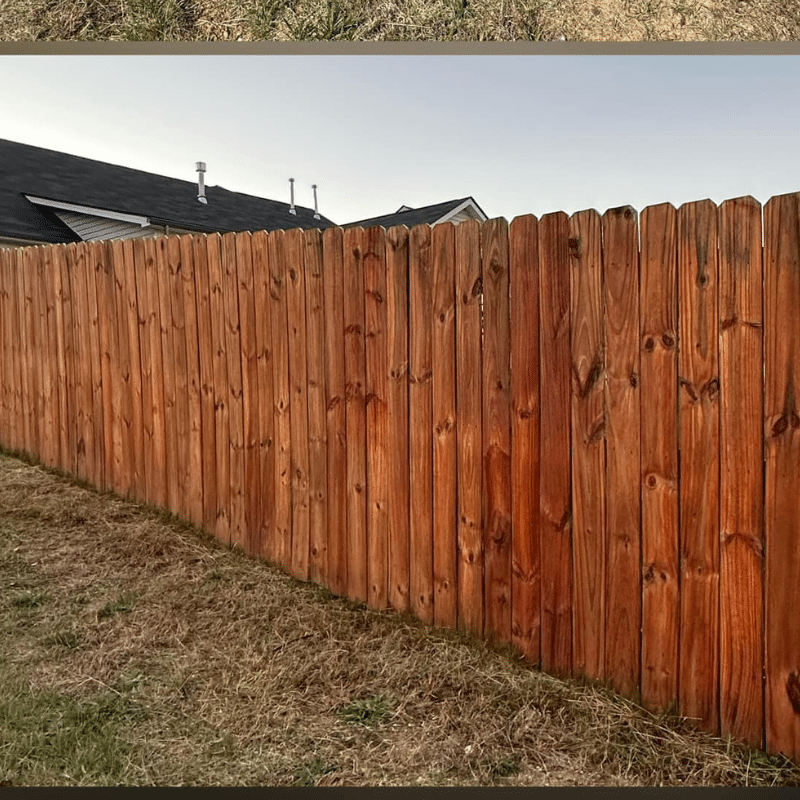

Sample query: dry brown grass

[1,0,798,40]
[1,448,799,786]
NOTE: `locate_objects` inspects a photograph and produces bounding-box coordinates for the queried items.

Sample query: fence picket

[286,228,311,579]
[678,198,721,734]
[251,230,275,562]
[386,225,410,613]
[365,225,390,610]
[409,223,434,623]
[569,209,606,680]
[482,218,512,644]
[509,214,541,664]
[235,232,261,557]
[602,206,641,698]
[764,192,800,762]
[304,229,328,586]
[718,196,764,750]
[343,226,368,603]
[322,227,347,596]
[639,203,680,711]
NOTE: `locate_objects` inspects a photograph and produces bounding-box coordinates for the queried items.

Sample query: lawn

[1,448,799,786]
[1,0,798,40]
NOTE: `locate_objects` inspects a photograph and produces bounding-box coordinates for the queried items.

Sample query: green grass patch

[96,594,136,622]
[337,695,392,727]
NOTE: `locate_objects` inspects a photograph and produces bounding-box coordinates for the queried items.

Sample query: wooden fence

[0,193,799,763]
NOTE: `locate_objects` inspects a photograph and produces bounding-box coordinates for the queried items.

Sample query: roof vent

[196,162,208,204]
[289,178,297,215]
[312,184,320,220]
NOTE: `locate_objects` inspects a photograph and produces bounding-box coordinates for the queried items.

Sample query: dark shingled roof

[342,197,481,230]
[0,138,335,244]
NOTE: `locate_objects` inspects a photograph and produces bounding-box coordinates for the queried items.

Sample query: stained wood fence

[1,193,799,763]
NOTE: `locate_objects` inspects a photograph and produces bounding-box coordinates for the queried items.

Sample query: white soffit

[24,195,151,228]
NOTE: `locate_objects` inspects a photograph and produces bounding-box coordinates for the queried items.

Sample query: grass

[0,0,798,40]
[1,449,799,786]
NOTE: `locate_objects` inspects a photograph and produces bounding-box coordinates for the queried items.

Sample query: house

[343,197,487,229]
[0,137,334,249]
[0,138,488,249]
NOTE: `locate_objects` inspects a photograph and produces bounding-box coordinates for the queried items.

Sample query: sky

[1,54,799,225]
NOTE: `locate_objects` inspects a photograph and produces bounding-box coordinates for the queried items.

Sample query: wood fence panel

[322,227,347,595]
[639,203,679,711]
[509,214,540,663]
[109,240,131,496]
[208,233,231,544]
[764,192,800,762]
[455,220,484,638]
[678,198,720,734]
[385,226,410,613]
[193,235,218,535]
[482,218,512,644]
[304,229,328,586]
[180,236,204,528]
[409,223,434,623]
[251,230,275,562]
[235,232,261,557]
[718,196,764,750]
[269,229,292,568]
[86,243,106,490]
[569,209,606,681]
[343,226,368,603]
[431,222,457,629]
[156,238,178,515]
[93,243,115,489]
[167,236,191,522]
[537,212,572,676]
[221,232,246,552]
[28,248,45,460]
[602,206,641,698]
[121,239,144,502]
[286,228,311,579]
[40,248,59,469]
[365,225,389,610]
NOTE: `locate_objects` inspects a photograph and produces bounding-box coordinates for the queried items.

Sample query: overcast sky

[2,55,799,225]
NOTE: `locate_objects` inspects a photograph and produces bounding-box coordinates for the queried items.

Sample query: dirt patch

[1,449,798,786]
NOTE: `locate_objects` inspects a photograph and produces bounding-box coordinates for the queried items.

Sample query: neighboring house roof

[343,197,488,230]
[0,138,335,245]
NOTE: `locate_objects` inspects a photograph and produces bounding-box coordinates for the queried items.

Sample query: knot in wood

[471,277,483,297]
[644,337,655,352]
[661,333,675,348]
[568,237,581,258]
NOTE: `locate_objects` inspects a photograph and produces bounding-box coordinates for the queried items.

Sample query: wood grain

[537,212,572,676]
[455,219,484,638]
[285,227,311,580]
[639,203,680,711]
[482,217,512,644]
[602,206,641,698]
[569,209,606,680]
[764,192,800,761]
[303,228,328,586]
[718,196,764,750]
[343,226,368,603]
[678,199,720,734]
[322,227,347,596]
[509,214,540,663]
[251,230,275,562]
[432,222,458,629]
[408,223,434,623]
[385,225,410,613]
[364,225,390,610]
